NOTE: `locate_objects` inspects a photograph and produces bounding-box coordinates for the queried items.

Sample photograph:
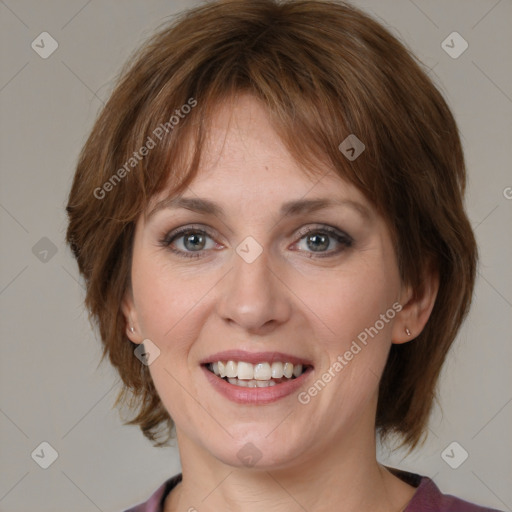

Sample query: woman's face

[124,95,410,469]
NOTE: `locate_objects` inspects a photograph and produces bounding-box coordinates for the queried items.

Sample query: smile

[207,360,308,387]
[200,350,314,404]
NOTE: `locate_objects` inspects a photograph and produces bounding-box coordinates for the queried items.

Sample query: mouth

[203,360,312,388]
[200,350,314,403]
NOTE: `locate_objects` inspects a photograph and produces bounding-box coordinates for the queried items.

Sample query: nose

[215,248,292,334]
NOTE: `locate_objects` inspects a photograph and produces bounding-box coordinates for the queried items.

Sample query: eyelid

[160,223,221,245]
[159,224,222,260]
[159,222,354,258]
[161,223,352,244]
[294,224,353,243]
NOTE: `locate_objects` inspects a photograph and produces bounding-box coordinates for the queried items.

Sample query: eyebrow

[147,196,371,221]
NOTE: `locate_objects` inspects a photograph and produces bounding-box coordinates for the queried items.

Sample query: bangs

[104,5,409,224]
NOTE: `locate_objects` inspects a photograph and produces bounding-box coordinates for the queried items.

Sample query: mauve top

[122,468,503,512]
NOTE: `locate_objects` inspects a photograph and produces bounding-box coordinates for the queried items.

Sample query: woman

[65,1,502,510]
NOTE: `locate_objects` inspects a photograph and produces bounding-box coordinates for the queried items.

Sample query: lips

[200,350,313,367]
[200,349,314,404]
[202,364,313,404]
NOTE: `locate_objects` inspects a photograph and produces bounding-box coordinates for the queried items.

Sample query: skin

[123,94,439,512]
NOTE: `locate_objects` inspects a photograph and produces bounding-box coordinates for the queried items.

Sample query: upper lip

[200,350,313,367]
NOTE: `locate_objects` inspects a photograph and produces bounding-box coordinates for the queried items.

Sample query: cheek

[302,265,398,346]
[131,252,202,343]
[296,259,400,404]
[131,258,207,414]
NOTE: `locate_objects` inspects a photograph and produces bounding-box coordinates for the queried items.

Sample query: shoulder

[122,473,182,512]
[404,473,504,512]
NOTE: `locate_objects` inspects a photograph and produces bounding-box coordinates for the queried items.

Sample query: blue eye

[159,224,353,259]
[293,225,353,257]
[159,226,218,259]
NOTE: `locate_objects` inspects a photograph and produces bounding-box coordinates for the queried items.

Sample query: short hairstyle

[65,0,477,450]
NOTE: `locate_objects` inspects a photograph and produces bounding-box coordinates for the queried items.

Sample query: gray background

[0,0,511,511]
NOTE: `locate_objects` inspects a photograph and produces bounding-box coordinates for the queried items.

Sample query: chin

[204,434,306,471]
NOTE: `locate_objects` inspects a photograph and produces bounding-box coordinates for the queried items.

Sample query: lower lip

[201,365,314,404]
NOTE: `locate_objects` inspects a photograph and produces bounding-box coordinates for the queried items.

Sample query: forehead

[151,94,371,211]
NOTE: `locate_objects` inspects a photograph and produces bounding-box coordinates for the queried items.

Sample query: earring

[405,327,411,336]
[129,326,135,333]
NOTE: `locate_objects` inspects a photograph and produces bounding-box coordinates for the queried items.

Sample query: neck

[164,412,415,512]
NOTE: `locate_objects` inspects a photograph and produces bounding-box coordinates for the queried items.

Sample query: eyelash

[158,224,353,259]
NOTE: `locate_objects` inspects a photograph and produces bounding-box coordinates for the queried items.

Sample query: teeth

[225,360,237,378]
[237,361,253,380]
[256,379,274,387]
[283,362,294,378]
[228,377,276,388]
[254,362,271,380]
[209,360,305,381]
[271,362,284,378]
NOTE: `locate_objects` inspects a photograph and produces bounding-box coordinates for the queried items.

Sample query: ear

[121,288,143,345]
[391,263,439,344]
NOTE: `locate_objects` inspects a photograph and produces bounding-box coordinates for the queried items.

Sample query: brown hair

[65,0,477,450]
